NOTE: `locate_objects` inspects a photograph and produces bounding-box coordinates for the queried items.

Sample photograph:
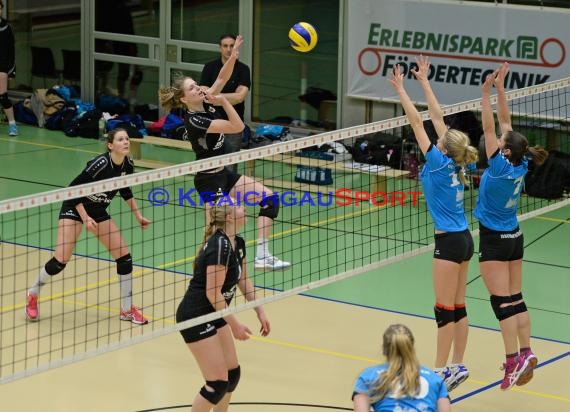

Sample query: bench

[245,153,410,195]
[129,137,409,197]
[129,136,193,169]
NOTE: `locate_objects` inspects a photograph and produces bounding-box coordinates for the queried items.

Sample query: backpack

[106,114,146,138]
[45,106,74,131]
[352,132,402,169]
[161,113,186,140]
[64,109,102,139]
[255,125,291,141]
[13,102,38,125]
[97,94,129,115]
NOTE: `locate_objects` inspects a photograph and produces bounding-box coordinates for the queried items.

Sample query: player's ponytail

[526,145,549,166]
[370,324,420,402]
[193,204,232,271]
[444,129,479,185]
[158,74,188,111]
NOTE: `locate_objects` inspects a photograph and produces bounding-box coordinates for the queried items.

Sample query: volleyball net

[1,78,569,383]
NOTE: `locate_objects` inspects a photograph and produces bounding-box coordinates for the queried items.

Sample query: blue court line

[451,351,570,404]
[297,292,570,346]
[296,293,570,405]
[4,238,569,345]
[0,240,188,277]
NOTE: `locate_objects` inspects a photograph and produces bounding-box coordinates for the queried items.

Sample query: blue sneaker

[448,363,470,391]
[436,364,469,392]
[435,367,453,391]
[8,123,18,136]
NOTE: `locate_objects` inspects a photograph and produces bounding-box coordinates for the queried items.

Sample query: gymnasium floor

[0,125,569,411]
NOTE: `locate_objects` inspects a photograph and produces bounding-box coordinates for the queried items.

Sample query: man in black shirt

[200,34,251,173]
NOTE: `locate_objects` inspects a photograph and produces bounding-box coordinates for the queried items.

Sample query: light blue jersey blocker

[352,364,448,412]
[420,145,468,232]
[474,149,528,231]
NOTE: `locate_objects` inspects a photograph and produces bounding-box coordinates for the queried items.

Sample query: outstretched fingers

[411,54,430,81]
[482,68,499,92]
[494,62,509,89]
[388,64,405,89]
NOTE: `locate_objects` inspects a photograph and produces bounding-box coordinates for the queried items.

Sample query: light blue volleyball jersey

[420,145,468,232]
[352,364,448,412]
[474,149,528,231]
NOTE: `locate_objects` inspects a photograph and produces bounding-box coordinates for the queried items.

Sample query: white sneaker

[254,255,291,270]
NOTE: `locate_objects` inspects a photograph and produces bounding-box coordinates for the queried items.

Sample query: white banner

[347,0,569,106]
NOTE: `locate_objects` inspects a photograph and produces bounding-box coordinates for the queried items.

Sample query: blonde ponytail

[193,204,232,271]
[370,324,420,402]
[158,73,190,111]
[443,129,479,185]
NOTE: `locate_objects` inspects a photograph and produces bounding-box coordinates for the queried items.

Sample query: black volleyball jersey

[186,230,245,308]
[0,19,15,71]
[183,110,225,160]
[63,152,134,209]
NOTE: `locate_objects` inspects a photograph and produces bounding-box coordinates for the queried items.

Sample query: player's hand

[138,216,152,230]
[411,55,430,83]
[494,62,509,90]
[204,93,226,106]
[482,68,499,94]
[388,64,405,90]
[256,309,271,337]
[84,217,98,233]
[232,35,244,58]
[230,322,252,341]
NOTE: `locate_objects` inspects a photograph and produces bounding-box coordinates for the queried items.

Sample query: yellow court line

[162,206,379,268]
[534,216,570,224]
[1,206,377,312]
[0,137,101,155]
[14,291,570,404]
[250,337,570,404]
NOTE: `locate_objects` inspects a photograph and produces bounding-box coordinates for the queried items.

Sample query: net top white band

[1,76,568,214]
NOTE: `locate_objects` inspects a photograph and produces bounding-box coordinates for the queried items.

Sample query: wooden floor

[0,126,569,411]
[0,295,568,411]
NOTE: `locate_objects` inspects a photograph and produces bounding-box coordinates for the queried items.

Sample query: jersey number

[504,176,524,208]
[450,171,461,187]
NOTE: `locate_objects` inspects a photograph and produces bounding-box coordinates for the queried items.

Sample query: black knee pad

[45,257,66,276]
[259,195,279,220]
[510,292,528,314]
[454,305,467,322]
[116,254,132,275]
[490,295,516,321]
[199,380,228,405]
[0,93,12,109]
[434,304,455,328]
[227,365,241,392]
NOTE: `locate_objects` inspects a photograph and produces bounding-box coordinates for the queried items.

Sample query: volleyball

[289,22,318,53]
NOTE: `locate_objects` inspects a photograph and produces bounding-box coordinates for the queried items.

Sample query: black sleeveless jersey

[0,19,15,72]
[182,230,245,315]
[183,110,225,160]
[63,152,134,209]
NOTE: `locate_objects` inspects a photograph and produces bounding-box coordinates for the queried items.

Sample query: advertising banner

[347,0,569,109]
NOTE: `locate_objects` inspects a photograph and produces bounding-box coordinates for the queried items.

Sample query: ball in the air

[289,22,318,53]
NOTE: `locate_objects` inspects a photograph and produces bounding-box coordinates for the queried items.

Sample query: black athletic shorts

[478,223,524,262]
[194,167,241,203]
[433,229,474,264]
[58,204,111,223]
[176,299,227,343]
